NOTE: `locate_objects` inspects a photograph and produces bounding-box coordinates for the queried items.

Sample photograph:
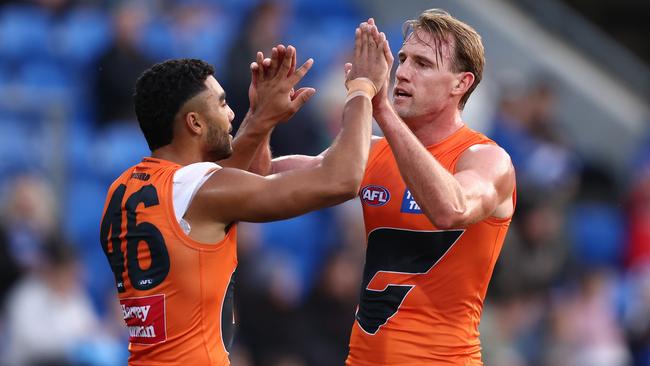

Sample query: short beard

[206,124,233,161]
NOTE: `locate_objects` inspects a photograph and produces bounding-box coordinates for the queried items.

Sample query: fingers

[290,87,316,109]
[256,51,265,82]
[277,45,294,79]
[288,46,297,77]
[344,62,352,78]
[354,26,361,62]
[290,57,314,84]
[250,61,260,86]
[382,33,394,65]
[267,46,278,77]
[361,22,369,60]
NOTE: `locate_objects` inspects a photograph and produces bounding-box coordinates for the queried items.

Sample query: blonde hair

[403,9,485,109]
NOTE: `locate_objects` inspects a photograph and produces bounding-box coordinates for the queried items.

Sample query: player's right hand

[367,18,393,114]
[345,19,389,94]
[248,44,315,127]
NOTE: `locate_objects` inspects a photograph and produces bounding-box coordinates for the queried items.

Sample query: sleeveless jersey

[100,157,237,366]
[347,126,514,365]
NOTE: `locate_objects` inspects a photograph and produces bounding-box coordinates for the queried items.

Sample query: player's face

[201,76,235,161]
[393,30,460,124]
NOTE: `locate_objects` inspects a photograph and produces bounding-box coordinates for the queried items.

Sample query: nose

[395,61,411,83]
[227,106,234,122]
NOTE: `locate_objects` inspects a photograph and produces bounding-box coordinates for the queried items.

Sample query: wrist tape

[345,77,377,104]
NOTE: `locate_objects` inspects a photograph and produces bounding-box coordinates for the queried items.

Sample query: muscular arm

[375,107,515,228]
[267,135,384,174]
[192,96,373,223]
[189,21,388,226]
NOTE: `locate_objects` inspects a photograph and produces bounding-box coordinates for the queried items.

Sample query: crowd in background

[0,0,648,365]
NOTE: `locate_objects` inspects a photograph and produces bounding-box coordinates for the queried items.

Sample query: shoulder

[194,167,267,203]
[174,162,221,182]
[456,144,515,190]
[457,144,512,171]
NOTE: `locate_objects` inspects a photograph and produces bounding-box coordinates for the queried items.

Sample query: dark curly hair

[133,59,215,151]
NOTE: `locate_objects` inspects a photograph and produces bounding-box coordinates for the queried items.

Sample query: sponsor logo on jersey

[400,189,422,213]
[361,185,391,206]
[120,294,166,344]
[130,172,151,181]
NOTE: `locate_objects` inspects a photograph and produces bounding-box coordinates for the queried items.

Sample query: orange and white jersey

[347,126,514,365]
[100,157,237,366]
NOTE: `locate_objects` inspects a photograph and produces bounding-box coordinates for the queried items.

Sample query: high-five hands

[344,18,393,111]
[248,45,316,125]
[345,18,391,98]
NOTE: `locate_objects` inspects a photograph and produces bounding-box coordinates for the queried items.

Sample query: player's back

[100,157,237,366]
[347,126,514,365]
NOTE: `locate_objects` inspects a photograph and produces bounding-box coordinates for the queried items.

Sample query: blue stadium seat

[88,122,150,181]
[569,202,626,268]
[67,119,94,174]
[259,209,338,299]
[288,17,358,81]
[140,19,175,61]
[170,17,234,67]
[64,178,108,247]
[0,5,51,60]
[294,0,361,18]
[55,8,112,66]
[18,59,71,89]
[0,118,45,174]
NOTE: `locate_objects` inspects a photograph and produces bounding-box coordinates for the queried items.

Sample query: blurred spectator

[93,2,152,126]
[625,134,650,270]
[224,0,287,126]
[621,132,650,365]
[3,239,99,366]
[0,224,20,307]
[489,74,580,193]
[546,269,631,366]
[491,190,569,300]
[0,174,59,271]
[297,247,363,366]
[224,0,326,155]
[569,164,626,269]
[623,265,650,366]
[166,1,228,64]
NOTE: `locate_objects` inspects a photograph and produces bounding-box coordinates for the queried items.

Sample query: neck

[403,105,465,147]
[151,143,205,166]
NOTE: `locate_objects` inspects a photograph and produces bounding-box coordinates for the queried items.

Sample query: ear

[451,72,475,97]
[184,112,204,136]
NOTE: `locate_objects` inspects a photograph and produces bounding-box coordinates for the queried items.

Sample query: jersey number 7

[100,184,170,293]
[356,228,464,334]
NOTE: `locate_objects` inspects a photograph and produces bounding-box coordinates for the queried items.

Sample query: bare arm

[188,22,389,225]
[268,135,384,174]
[195,95,374,223]
[374,106,515,229]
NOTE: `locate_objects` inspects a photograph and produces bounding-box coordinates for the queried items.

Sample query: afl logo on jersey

[361,185,391,206]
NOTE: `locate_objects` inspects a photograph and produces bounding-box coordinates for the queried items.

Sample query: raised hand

[367,18,393,113]
[248,44,316,126]
[345,19,389,94]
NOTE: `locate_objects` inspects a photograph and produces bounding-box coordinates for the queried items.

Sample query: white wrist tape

[345,90,372,104]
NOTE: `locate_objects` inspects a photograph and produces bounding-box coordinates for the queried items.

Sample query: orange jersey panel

[100,158,237,366]
[347,126,514,365]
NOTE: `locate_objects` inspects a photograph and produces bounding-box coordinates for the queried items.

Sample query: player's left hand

[248,44,316,127]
